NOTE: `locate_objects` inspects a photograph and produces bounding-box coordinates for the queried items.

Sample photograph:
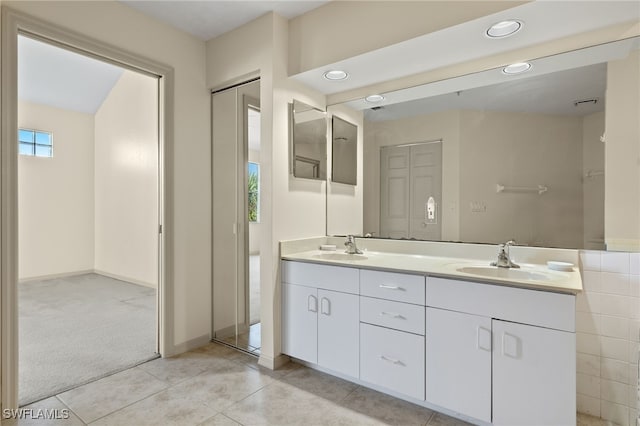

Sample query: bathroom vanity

[281,239,581,426]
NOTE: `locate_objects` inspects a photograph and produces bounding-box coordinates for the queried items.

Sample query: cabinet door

[318,289,359,378]
[425,307,491,423]
[282,283,317,364]
[492,320,576,426]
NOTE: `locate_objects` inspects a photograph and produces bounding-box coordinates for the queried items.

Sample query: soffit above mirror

[290,1,639,95]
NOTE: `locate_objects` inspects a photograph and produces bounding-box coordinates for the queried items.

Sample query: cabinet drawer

[360,270,425,305]
[282,260,359,294]
[426,277,575,332]
[360,323,425,401]
[360,297,425,335]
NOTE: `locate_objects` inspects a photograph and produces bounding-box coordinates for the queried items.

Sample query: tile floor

[6,342,617,425]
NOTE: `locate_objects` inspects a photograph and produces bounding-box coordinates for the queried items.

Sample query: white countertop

[282,249,582,294]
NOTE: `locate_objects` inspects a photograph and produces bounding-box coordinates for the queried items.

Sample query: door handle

[476,326,492,352]
[307,295,317,313]
[501,332,521,358]
[320,297,331,315]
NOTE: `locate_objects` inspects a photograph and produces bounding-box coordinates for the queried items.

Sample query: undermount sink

[456,266,553,281]
[313,252,368,261]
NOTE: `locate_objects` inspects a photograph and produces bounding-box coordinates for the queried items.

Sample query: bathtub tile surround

[577,251,639,426]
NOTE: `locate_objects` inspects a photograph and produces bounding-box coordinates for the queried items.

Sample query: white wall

[605,50,640,252]
[583,111,606,250]
[6,0,211,351]
[18,101,95,279]
[94,70,158,287]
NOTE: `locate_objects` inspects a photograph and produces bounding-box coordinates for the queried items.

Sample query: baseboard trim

[167,334,211,358]
[19,269,95,283]
[258,353,290,370]
[93,269,156,289]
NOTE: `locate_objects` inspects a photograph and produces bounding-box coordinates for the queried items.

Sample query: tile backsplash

[577,251,640,426]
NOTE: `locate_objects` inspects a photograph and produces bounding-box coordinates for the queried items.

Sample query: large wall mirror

[331,116,358,185]
[332,36,639,250]
[289,99,327,180]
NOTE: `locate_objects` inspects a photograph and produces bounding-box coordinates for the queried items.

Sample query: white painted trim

[93,270,157,289]
[258,353,290,370]
[18,269,157,288]
[0,7,175,410]
[18,270,94,283]
[167,334,211,357]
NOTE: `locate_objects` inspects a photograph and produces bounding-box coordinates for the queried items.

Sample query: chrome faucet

[344,235,363,255]
[491,240,520,268]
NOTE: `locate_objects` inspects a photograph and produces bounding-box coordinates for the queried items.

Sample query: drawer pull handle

[379,284,405,291]
[380,355,405,366]
[307,295,317,313]
[380,311,405,320]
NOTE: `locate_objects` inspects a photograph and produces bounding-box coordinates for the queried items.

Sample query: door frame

[1,8,175,409]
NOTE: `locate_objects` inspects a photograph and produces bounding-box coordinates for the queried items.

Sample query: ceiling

[18,36,125,114]
[292,1,640,96]
[120,0,328,41]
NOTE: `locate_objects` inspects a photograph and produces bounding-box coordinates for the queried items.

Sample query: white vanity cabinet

[425,276,576,426]
[359,270,426,400]
[281,261,360,378]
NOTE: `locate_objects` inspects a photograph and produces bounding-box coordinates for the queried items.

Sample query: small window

[248,162,260,223]
[19,129,53,157]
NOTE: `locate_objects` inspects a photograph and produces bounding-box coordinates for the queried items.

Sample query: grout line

[54,395,87,426]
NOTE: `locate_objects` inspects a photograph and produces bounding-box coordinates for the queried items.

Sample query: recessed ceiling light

[365,94,385,103]
[486,20,523,38]
[502,62,532,75]
[323,70,348,81]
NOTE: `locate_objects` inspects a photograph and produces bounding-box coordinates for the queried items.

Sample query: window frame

[18,128,53,157]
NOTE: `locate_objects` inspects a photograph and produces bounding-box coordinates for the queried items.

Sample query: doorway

[16,35,160,405]
[212,79,261,354]
[380,140,443,240]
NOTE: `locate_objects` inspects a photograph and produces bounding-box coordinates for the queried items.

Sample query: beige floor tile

[1,397,84,426]
[339,386,434,426]
[198,413,242,426]
[223,381,382,426]
[427,412,473,426]
[577,412,610,426]
[91,384,219,426]
[138,351,238,384]
[279,367,358,403]
[169,362,272,413]
[57,367,168,423]
[245,358,303,380]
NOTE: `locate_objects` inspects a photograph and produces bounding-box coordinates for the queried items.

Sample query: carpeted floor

[19,273,158,406]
